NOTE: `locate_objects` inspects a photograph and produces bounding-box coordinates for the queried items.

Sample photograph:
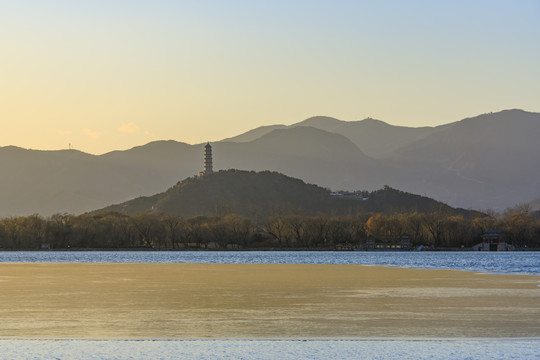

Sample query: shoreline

[2,337,540,341]
[2,248,539,251]
[0,263,538,339]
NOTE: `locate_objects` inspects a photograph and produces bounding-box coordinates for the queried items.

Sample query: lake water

[1,339,539,360]
[1,250,539,274]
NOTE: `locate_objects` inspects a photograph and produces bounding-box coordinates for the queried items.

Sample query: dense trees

[0,209,538,250]
[5,171,534,250]
[0,211,472,250]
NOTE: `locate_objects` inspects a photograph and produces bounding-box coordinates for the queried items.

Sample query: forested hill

[94,170,476,219]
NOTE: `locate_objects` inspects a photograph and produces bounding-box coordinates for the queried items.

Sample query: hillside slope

[95,169,474,219]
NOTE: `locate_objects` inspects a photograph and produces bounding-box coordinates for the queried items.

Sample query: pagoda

[200,142,213,176]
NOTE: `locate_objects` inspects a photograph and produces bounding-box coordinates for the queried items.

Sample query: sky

[1,0,539,155]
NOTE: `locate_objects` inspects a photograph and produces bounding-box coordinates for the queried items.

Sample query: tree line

[0,208,538,250]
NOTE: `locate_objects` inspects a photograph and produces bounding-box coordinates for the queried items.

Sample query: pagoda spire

[203,142,213,175]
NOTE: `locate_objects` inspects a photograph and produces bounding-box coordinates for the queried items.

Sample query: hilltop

[94,169,475,219]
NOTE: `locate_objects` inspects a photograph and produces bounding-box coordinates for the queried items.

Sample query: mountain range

[1,109,538,217]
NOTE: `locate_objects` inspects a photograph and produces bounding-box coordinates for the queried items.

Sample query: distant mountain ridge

[385,109,540,209]
[0,141,202,217]
[0,109,538,216]
[223,115,451,159]
[214,126,392,193]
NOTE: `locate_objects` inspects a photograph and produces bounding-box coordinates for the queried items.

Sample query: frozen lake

[2,251,538,358]
[1,250,539,274]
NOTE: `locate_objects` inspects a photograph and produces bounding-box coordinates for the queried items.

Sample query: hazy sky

[1,0,539,154]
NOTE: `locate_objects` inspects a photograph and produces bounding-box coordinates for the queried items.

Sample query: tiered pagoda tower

[203,142,213,175]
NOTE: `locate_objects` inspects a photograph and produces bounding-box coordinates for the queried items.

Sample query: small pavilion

[473,230,514,251]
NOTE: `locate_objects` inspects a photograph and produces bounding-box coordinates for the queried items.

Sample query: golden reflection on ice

[0,263,538,338]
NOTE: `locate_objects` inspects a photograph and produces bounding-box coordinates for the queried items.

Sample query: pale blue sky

[1,0,539,154]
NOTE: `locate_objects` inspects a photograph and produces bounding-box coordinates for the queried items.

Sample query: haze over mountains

[1,109,538,217]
